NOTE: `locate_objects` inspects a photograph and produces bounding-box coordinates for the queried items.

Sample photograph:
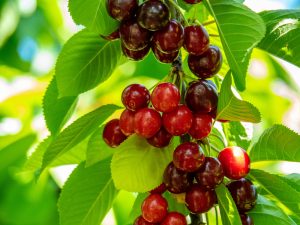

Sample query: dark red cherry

[137,0,170,31]
[122,44,150,61]
[141,194,168,223]
[120,18,152,51]
[134,216,156,225]
[163,162,193,194]
[119,109,135,136]
[240,214,254,225]
[122,84,150,111]
[100,29,120,41]
[152,46,179,63]
[162,105,193,136]
[161,212,187,225]
[188,45,223,79]
[134,108,162,138]
[188,113,213,140]
[195,157,224,189]
[151,82,180,113]
[173,142,205,172]
[184,25,209,55]
[227,178,257,212]
[147,127,172,148]
[218,146,250,180]
[103,119,127,147]
[185,79,218,113]
[183,0,202,4]
[150,183,167,194]
[153,20,184,53]
[108,0,138,21]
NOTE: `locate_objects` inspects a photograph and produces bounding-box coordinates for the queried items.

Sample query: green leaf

[258,10,300,68]
[286,173,300,192]
[56,29,123,97]
[127,193,148,224]
[203,0,266,90]
[164,192,189,216]
[250,125,300,162]
[43,77,78,135]
[217,73,261,123]
[215,183,242,225]
[250,169,300,219]
[42,104,121,169]
[58,158,118,225]
[68,0,119,36]
[111,135,174,192]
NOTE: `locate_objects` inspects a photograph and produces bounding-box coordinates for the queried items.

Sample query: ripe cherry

[173,142,205,172]
[240,214,254,225]
[100,29,120,41]
[152,46,179,63]
[103,119,127,147]
[195,157,224,189]
[134,108,162,138]
[184,25,209,55]
[151,82,180,113]
[108,0,138,21]
[147,127,172,148]
[122,44,150,61]
[227,178,257,212]
[150,183,167,194]
[183,0,202,4]
[141,194,168,223]
[122,84,150,111]
[137,0,170,31]
[188,113,213,140]
[161,212,187,225]
[185,79,218,113]
[218,146,250,180]
[163,105,193,136]
[188,45,223,79]
[119,109,135,136]
[163,162,193,194]
[134,216,156,225]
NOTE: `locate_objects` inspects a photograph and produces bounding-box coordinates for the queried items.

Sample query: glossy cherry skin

[188,45,223,79]
[153,20,184,53]
[173,142,205,172]
[218,146,250,180]
[188,113,213,140]
[141,194,168,223]
[119,19,152,51]
[134,108,162,138]
[183,0,202,4]
[103,119,127,147]
[162,105,193,136]
[240,214,254,225]
[134,216,156,225]
[161,212,187,225]
[100,29,120,41]
[163,162,193,194]
[122,84,150,111]
[152,46,179,63]
[122,44,150,61]
[184,25,209,55]
[185,184,216,213]
[147,127,172,148]
[150,183,167,194]
[137,0,170,31]
[151,82,180,113]
[108,0,138,21]
[195,157,224,189]
[119,109,135,136]
[185,79,218,113]
[227,178,257,212]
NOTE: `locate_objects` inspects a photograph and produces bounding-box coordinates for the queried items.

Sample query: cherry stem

[209,133,226,148]
[205,213,210,225]
[210,34,220,37]
[210,144,221,153]
[202,20,216,26]
[166,0,189,25]
[215,207,219,225]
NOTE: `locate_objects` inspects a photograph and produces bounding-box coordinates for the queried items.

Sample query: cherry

[188,45,223,79]
[122,44,150,61]
[161,212,187,225]
[152,46,179,63]
[163,162,193,194]
[137,0,170,31]
[185,79,218,113]
[108,0,138,21]
[103,119,127,147]
[153,20,184,53]
[162,105,193,136]
[141,194,168,223]
[173,142,205,172]
[150,183,167,194]
[119,109,135,136]
[188,113,213,140]
[195,157,224,189]
[134,108,162,138]
[134,216,156,225]
[122,84,150,111]
[218,146,250,180]
[119,18,152,51]
[240,214,254,225]
[183,0,202,4]
[151,82,180,113]
[185,184,216,213]
[147,127,172,148]
[184,25,209,55]
[227,178,257,212]
[100,29,120,41]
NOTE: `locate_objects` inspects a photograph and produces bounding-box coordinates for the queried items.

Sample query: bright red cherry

[161,212,187,225]
[119,109,135,136]
[151,82,180,113]
[134,216,156,225]
[100,29,120,41]
[162,105,193,136]
[141,194,168,223]
[183,0,202,4]
[218,146,250,180]
[134,108,162,138]
[147,127,172,148]
[188,113,213,140]
[122,44,150,61]
[103,119,127,147]
[108,0,138,21]
[150,183,167,194]
[185,184,216,214]
[240,214,254,225]
[184,25,209,55]
[173,142,205,172]
[122,84,150,111]
[152,46,179,63]
[195,157,224,189]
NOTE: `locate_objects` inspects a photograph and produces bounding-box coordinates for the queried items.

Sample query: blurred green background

[0,0,300,224]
